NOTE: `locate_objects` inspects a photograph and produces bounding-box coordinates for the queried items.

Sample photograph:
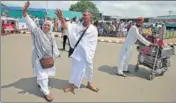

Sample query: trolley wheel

[135,64,139,72]
[159,71,165,76]
[159,68,167,76]
[148,74,155,80]
[163,67,168,72]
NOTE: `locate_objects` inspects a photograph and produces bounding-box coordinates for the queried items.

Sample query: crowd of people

[30,17,135,37]
[2,9,167,39]
[95,21,134,37]
[29,16,167,41]
[95,20,167,37]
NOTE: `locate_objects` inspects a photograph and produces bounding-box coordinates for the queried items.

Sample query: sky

[1,1,176,18]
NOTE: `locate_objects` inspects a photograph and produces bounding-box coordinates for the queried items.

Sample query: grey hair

[82,9,94,22]
[83,9,93,16]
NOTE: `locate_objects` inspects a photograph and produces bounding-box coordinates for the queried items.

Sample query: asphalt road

[1,34,176,102]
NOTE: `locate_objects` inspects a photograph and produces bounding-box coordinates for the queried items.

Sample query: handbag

[40,44,54,69]
[68,26,89,57]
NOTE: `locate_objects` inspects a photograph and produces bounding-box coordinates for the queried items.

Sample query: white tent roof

[1,16,17,21]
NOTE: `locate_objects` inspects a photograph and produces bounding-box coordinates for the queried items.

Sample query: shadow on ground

[98,64,151,80]
[1,77,69,98]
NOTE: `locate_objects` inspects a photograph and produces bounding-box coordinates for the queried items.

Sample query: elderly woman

[22,1,60,102]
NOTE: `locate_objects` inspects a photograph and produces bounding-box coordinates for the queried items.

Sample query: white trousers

[69,58,93,88]
[118,46,132,74]
[34,59,55,96]
[37,78,49,95]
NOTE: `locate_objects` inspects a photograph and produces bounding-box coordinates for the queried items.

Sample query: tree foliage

[69,0,100,21]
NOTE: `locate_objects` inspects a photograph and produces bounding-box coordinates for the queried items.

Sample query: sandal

[87,86,99,92]
[44,93,54,102]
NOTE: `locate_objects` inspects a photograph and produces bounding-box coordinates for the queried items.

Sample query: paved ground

[1,34,176,102]
[98,36,176,44]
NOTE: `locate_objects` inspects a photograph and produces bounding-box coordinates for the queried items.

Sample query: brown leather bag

[40,43,54,69]
[40,55,54,69]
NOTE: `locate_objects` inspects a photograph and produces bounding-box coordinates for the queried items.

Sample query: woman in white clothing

[22,1,60,102]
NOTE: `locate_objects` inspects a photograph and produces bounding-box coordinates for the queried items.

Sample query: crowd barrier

[164,29,176,39]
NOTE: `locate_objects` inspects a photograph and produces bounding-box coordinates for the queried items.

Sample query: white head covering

[32,20,60,60]
[42,20,53,34]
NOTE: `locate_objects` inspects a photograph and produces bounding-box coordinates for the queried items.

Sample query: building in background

[149,15,176,28]
[0,5,82,19]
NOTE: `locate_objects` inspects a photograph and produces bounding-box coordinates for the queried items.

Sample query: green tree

[69,0,100,21]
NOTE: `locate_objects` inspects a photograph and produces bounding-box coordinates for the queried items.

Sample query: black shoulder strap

[73,26,89,49]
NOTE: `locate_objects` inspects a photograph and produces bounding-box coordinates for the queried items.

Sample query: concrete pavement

[1,34,176,102]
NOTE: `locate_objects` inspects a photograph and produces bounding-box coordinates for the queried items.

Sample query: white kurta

[66,23,98,88]
[118,25,151,74]
[25,15,60,95]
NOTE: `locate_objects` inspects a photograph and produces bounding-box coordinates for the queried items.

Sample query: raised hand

[55,9,68,29]
[55,9,64,20]
[23,1,30,12]
[22,1,30,17]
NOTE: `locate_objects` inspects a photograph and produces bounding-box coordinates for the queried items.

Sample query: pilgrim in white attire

[23,2,60,101]
[66,23,98,88]
[117,17,153,77]
[55,9,99,93]
[25,15,60,100]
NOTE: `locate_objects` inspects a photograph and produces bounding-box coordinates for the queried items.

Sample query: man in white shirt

[117,17,154,77]
[55,9,99,93]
